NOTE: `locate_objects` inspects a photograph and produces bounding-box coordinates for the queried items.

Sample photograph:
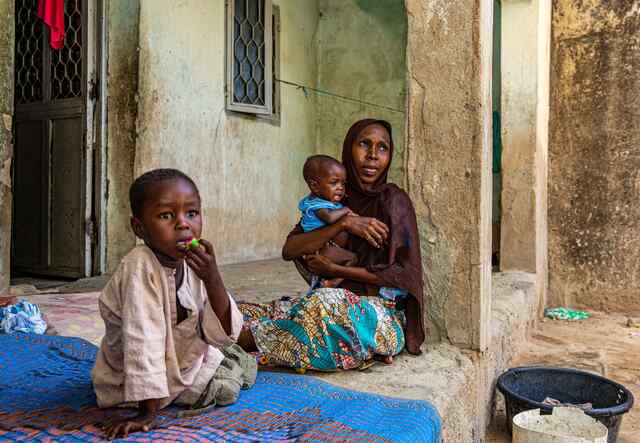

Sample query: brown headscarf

[340,119,425,348]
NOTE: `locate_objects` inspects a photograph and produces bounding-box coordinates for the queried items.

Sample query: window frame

[225,0,273,115]
[258,4,280,124]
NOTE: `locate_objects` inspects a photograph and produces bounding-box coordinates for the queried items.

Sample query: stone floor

[10,258,638,442]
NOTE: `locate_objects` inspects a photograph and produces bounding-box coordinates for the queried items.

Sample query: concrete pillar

[0,0,14,293]
[548,1,640,311]
[536,0,550,315]
[405,0,493,350]
[500,0,550,308]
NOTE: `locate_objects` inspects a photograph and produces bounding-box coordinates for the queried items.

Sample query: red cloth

[38,0,65,49]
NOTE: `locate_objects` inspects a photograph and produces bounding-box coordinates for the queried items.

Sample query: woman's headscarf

[341,119,425,348]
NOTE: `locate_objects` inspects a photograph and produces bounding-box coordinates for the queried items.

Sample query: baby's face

[312,164,347,203]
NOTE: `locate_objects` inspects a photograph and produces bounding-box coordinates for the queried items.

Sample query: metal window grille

[226,0,273,115]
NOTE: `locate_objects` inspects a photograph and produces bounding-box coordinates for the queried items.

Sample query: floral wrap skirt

[239,288,405,371]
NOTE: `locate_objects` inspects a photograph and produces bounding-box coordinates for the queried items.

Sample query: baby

[92,168,254,439]
[298,155,357,288]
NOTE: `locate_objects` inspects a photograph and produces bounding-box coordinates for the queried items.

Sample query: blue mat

[0,334,441,442]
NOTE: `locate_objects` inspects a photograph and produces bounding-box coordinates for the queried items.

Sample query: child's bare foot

[321,278,344,288]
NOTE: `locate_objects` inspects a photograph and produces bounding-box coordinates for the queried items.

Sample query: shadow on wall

[354,0,407,26]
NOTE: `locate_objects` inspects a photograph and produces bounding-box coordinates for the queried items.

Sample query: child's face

[131,178,202,261]
[310,164,347,203]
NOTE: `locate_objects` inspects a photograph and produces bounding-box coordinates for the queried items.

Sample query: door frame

[92,0,108,276]
[10,0,106,278]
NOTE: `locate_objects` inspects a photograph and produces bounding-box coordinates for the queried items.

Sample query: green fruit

[189,239,200,249]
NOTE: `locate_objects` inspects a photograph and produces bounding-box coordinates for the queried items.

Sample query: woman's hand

[185,239,219,285]
[341,215,389,248]
[303,253,337,277]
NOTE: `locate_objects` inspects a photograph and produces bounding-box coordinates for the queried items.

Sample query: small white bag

[513,407,608,443]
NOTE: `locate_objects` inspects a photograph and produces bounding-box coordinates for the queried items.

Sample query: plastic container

[497,366,634,443]
[513,407,608,443]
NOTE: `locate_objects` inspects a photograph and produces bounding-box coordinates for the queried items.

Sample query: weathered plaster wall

[104,0,139,272]
[549,1,640,312]
[405,0,493,349]
[136,0,318,265]
[0,0,14,292]
[315,0,407,184]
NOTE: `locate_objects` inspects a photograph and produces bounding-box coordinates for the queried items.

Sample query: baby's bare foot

[321,278,344,288]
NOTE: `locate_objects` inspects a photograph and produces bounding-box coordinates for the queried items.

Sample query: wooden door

[12,0,98,278]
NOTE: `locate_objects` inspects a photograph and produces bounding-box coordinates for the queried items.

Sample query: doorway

[11,0,100,279]
[492,0,502,270]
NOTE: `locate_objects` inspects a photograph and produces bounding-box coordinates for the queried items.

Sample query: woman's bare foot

[405,331,422,355]
[374,354,393,364]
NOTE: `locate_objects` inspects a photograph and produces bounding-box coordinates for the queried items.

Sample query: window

[226,0,273,115]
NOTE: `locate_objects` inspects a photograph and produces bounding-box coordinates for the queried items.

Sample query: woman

[239,119,425,371]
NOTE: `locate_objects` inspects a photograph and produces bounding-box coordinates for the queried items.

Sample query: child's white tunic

[91,245,243,408]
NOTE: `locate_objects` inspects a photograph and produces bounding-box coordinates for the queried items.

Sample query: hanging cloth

[38,0,65,50]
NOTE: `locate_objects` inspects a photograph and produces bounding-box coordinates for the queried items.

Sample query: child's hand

[346,208,358,217]
[185,238,220,284]
[103,414,155,440]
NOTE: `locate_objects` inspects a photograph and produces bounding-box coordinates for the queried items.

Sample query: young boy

[92,169,252,440]
[298,155,357,288]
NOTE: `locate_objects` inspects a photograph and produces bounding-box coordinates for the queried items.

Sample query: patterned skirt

[239,288,405,371]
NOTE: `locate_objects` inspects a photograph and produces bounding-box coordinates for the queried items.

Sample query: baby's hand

[346,208,358,217]
[185,239,219,284]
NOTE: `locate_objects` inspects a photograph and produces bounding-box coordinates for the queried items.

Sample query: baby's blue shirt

[298,195,344,232]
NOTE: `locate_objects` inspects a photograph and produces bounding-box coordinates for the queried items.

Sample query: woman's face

[350,124,391,190]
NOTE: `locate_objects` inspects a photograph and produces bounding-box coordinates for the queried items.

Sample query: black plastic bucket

[497,366,634,443]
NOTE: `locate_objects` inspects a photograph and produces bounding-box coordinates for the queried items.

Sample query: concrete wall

[0,0,14,292]
[135,0,319,265]
[104,0,140,272]
[549,1,640,312]
[405,0,493,349]
[315,0,407,184]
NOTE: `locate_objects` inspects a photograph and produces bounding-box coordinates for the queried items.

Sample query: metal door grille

[51,0,83,100]
[15,0,43,104]
[15,0,84,104]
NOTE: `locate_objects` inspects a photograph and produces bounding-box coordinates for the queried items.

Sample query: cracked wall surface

[0,0,14,292]
[549,0,640,312]
[405,0,493,348]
